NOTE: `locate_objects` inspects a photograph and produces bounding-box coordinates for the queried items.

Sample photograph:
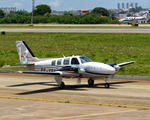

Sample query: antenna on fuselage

[62,53,65,58]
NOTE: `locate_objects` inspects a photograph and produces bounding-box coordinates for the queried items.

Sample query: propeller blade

[110,73,115,79]
[77,74,82,84]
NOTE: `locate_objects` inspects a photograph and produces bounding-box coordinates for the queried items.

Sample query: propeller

[108,56,120,78]
[107,63,120,79]
[107,55,120,71]
[110,73,116,79]
[108,61,135,79]
[107,63,120,70]
[57,67,85,84]
[77,68,85,84]
[77,74,82,84]
[113,64,121,71]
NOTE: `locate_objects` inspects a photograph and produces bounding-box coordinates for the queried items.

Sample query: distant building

[81,10,89,14]
[135,2,138,8]
[117,3,120,9]
[119,14,127,17]
[122,3,125,9]
[130,3,133,8]
[117,2,139,9]
[126,3,129,9]
[0,7,16,14]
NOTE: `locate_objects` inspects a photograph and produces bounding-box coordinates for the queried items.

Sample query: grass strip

[0,32,150,75]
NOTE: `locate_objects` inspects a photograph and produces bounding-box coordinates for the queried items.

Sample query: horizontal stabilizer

[3,64,34,68]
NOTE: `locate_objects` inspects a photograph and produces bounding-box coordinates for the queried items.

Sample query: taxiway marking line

[0,96,150,110]
[43,110,138,120]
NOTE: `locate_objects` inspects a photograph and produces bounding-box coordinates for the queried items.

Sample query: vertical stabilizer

[143,13,148,18]
[16,41,37,64]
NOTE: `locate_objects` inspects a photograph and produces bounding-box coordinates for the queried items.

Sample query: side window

[63,58,70,65]
[71,58,79,65]
[52,60,56,65]
[57,59,62,65]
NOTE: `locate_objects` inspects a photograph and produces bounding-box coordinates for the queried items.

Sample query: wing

[117,61,135,66]
[17,71,61,75]
[17,66,80,76]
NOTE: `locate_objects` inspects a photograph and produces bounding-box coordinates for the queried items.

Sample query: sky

[0,0,150,12]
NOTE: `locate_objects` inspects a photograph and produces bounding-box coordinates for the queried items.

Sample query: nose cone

[107,66,116,74]
[99,64,116,75]
[82,62,116,75]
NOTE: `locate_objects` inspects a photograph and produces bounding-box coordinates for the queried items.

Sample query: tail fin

[143,13,148,18]
[16,41,37,64]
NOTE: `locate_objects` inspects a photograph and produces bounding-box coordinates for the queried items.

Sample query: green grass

[0,26,129,29]
[0,32,150,75]
[65,101,70,103]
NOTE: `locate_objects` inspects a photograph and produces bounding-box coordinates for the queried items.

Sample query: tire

[59,82,65,89]
[88,79,94,86]
[105,83,110,88]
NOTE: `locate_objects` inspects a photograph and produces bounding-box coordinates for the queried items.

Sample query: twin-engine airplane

[119,13,149,24]
[12,41,135,89]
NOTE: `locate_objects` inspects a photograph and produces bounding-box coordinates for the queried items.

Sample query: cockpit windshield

[80,56,92,64]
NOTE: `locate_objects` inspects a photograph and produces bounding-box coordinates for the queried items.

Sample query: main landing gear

[59,81,65,89]
[54,76,65,89]
[88,78,110,88]
[88,78,94,86]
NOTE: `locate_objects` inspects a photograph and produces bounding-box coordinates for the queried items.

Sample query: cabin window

[57,59,62,65]
[63,58,70,65]
[52,60,56,65]
[71,58,79,65]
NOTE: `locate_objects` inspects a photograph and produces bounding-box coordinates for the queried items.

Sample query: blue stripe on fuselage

[123,19,131,21]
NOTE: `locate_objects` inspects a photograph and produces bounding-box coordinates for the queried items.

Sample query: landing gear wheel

[88,78,94,86]
[105,83,110,88]
[59,82,65,89]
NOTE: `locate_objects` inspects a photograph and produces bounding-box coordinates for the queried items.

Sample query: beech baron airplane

[11,41,135,89]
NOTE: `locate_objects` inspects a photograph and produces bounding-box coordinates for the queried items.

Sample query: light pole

[31,0,34,24]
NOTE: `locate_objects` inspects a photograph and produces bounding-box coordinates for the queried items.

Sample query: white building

[0,7,16,14]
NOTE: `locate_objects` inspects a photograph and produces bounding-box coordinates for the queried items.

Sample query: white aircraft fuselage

[14,41,135,89]
[33,56,116,79]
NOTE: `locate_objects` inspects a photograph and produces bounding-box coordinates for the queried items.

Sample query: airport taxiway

[0,73,150,119]
[1,24,150,33]
[0,28,150,33]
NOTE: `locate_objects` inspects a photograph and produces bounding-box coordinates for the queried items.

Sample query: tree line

[0,5,119,24]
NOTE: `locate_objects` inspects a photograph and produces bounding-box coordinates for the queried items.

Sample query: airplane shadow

[7,80,137,95]
[7,82,56,87]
